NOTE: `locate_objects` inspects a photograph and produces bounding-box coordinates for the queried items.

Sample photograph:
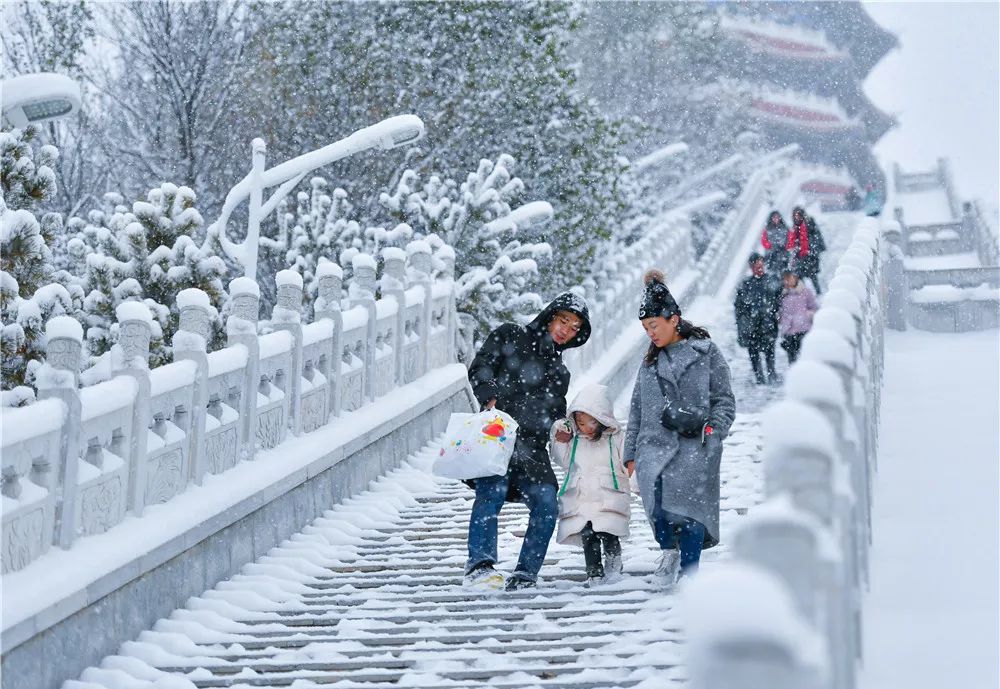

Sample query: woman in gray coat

[624,270,736,586]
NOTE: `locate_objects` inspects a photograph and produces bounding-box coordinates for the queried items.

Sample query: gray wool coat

[624,338,736,548]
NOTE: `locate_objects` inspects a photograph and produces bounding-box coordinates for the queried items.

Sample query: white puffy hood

[566,384,621,434]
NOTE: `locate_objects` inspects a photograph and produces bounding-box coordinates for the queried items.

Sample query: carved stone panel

[299,390,328,434]
[145,449,185,504]
[118,320,151,365]
[230,293,260,323]
[2,507,48,574]
[255,406,284,450]
[179,305,211,342]
[277,284,302,312]
[341,372,364,412]
[79,474,125,536]
[206,426,239,474]
[46,337,82,373]
[403,345,419,384]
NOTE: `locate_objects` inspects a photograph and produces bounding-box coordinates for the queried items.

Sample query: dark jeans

[781,333,805,364]
[652,479,706,575]
[580,521,622,578]
[748,339,776,381]
[466,471,558,582]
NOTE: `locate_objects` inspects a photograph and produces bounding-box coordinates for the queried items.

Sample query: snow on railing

[0,241,456,574]
[684,215,888,689]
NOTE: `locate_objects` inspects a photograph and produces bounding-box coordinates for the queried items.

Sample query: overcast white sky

[863,1,999,204]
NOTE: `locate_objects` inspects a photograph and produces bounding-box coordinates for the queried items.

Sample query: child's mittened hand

[554,428,572,443]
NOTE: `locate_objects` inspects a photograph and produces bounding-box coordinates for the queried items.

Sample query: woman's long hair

[643,318,711,366]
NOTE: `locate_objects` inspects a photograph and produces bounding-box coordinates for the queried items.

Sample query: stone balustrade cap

[229,276,260,297]
[762,399,837,457]
[177,288,211,310]
[115,301,153,324]
[382,247,406,261]
[406,239,432,256]
[276,269,304,288]
[45,315,83,343]
[821,287,862,316]
[801,328,854,368]
[352,253,377,270]
[785,360,847,408]
[813,307,857,344]
[316,261,343,279]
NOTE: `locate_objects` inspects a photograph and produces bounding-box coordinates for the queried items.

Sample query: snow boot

[463,563,504,590]
[653,549,681,589]
[504,573,536,592]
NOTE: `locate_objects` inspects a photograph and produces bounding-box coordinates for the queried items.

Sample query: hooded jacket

[468,293,591,496]
[549,385,631,546]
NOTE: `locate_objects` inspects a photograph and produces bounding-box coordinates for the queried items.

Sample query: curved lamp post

[1,72,82,127]
[209,114,425,280]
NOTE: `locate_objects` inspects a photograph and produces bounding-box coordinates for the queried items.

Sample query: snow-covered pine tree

[0,127,81,399]
[68,183,228,369]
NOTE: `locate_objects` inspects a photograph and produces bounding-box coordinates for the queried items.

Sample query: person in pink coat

[550,384,631,586]
[778,268,818,363]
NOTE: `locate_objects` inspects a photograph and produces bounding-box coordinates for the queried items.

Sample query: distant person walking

[864,184,884,217]
[791,206,826,294]
[760,210,791,274]
[778,268,818,364]
[735,253,782,385]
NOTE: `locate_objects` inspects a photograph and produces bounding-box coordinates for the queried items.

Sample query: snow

[302,320,334,346]
[435,245,455,260]
[351,253,376,271]
[46,315,84,342]
[116,302,153,324]
[904,252,981,270]
[761,400,837,457]
[315,261,343,279]
[783,360,846,409]
[80,377,138,422]
[681,560,826,669]
[381,247,406,262]
[275,269,303,289]
[258,331,293,359]
[405,240,431,257]
[910,283,999,303]
[150,361,197,397]
[176,289,210,311]
[812,307,857,343]
[800,328,855,368]
[0,397,65,446]
[228,277,259,298]
[632,142,688,172]
[860,329,999,689]
[895,187,955,225]
[341,305,368,331]
[206,345,248,377]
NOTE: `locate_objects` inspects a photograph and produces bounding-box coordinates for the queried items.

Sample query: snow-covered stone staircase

[67,310,774,689]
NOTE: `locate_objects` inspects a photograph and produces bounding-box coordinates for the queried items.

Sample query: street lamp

[1,73,81,127]
[208,115,426,280]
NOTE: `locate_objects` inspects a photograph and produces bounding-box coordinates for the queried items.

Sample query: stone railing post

[407,240,433,376]
[113,302,153,515]
[174,288,212,486]
[36,316,83,549]
[272,269,304,434]
[880,222,907,331]
[349,253,378,402]
[227,277,260,459]
[314,261,344,418]
[381,247,407,385]
[436,245,458,364]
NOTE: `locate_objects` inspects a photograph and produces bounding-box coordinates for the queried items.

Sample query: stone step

[183,660,681,688]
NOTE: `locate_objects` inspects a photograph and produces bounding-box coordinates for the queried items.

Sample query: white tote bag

[432,409,519,480]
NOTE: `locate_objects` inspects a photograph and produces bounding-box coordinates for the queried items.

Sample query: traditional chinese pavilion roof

[748,87,860,133]
[720,14,847,62]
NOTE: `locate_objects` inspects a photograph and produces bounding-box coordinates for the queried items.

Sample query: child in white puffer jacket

[550,384,631,584]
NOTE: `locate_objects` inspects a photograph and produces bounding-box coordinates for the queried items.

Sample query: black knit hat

[638,269,680,320]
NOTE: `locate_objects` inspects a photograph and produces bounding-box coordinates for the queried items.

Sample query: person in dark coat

[760,210,791,274]
[624,269,736,586]
[465,292,591,590]
[791,206,826,294]
[734,253,782,385]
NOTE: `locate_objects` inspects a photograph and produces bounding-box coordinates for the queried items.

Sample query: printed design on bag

[437,414,511,456]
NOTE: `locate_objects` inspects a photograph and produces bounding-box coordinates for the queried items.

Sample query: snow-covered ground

[893,186,956,226]
[860,328,1000,689]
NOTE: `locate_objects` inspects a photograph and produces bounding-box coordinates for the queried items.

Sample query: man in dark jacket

[465,292,591,590]
[760,210,790,275]
[734,253,782,385]
[791,206,826,294]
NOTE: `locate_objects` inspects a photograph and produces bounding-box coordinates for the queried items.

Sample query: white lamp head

[2,73,82,127]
